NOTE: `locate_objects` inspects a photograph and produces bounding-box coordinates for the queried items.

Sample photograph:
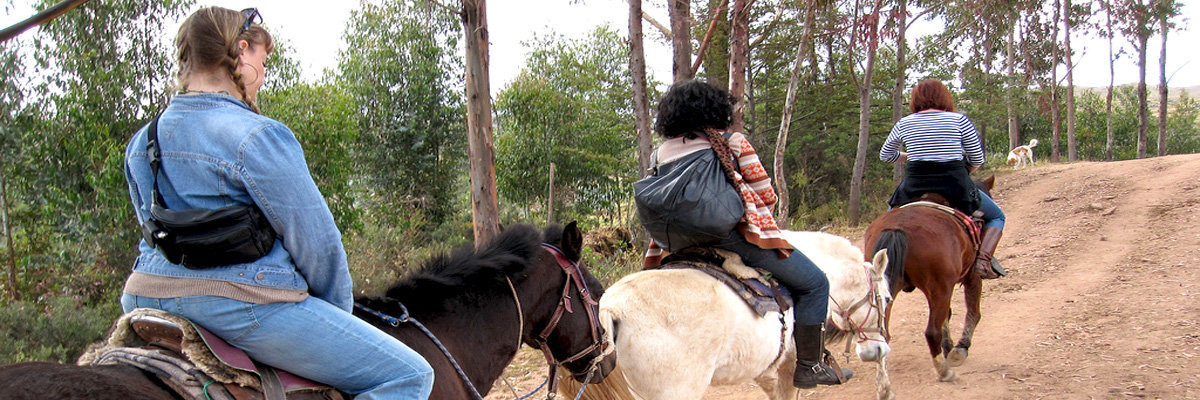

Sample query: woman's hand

[897,151,908,163]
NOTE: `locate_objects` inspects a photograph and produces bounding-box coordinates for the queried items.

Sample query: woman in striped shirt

[642,80,852,388]
[880,79,1007,279]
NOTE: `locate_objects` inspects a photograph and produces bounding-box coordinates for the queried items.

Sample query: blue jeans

[121,294,433,400]
[714,232,829,326]
[977,189,1005,229]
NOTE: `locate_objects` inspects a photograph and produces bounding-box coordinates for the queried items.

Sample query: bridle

[827,263,891,356]
[533,243,609,396]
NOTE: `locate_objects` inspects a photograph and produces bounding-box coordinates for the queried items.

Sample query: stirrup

[975,258,1000,279]
[990,258,1008,277]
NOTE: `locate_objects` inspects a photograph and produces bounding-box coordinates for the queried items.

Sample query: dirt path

[488,154,1200,400]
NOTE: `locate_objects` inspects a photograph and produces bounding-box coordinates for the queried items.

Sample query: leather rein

[828,262,890,354]
[534,243,609,396]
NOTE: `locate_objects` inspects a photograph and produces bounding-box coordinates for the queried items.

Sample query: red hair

[910,80,955,113]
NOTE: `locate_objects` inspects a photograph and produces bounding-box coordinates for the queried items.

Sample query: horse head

[526,221,615,385]
[975,174,996,196]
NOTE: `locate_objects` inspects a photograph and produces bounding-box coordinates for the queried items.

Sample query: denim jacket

[124,93,353,311]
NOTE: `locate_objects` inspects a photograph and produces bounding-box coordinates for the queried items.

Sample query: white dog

[1006,138,1038,169]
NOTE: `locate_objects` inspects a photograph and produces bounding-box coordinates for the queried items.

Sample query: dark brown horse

[863,176,995,382]
[0,222,614,400]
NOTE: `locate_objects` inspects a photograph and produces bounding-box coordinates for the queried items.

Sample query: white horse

[559,231,894,400]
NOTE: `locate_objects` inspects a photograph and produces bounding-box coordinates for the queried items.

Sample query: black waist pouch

[142,203,277,269]
[140,114,277,269]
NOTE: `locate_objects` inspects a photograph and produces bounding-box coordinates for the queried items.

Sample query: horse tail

[874,229,909,296]
[555,308,640,400]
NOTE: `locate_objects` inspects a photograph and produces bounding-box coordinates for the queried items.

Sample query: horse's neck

[400,289,523,395]
[826,267,868,306]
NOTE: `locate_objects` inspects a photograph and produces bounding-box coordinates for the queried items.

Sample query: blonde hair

[174,7,273,113]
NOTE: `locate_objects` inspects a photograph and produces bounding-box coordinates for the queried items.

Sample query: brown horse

[0,222,614,400]
[863,176,995,382]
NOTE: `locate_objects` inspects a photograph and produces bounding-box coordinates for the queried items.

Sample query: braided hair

[174,7,273,114]
[655,80,742,185]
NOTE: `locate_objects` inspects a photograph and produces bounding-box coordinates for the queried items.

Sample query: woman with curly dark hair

[641,80,852,388]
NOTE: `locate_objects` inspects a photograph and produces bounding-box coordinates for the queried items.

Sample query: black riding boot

[793,324,853,388]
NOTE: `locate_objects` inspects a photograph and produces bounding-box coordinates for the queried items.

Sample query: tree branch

[641,9,672,38]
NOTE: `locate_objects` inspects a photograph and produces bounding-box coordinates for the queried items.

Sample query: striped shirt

[880,111,984,166]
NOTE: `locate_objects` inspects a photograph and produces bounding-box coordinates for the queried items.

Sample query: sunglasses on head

[240,8,262,33]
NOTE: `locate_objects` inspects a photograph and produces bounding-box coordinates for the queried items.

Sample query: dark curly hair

[654,80,735,139]
[653,80,742,185]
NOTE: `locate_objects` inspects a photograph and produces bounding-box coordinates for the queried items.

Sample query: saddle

[899,200,982,249]
[649,247,793,316]
[78,308,343,400]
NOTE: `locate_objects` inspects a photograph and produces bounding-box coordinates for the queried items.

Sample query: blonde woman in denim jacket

[121,7,432,399]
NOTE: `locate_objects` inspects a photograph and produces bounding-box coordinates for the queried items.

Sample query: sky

[3,0,1198,93]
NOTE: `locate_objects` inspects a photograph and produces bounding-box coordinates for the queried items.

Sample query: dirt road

[489,153,1200,400]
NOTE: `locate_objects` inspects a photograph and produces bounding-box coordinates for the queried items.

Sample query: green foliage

[1,0,192,304]
[0,296,122,364]
[494,27,637,225]
[259,80,362,230]
[338,0,466,227]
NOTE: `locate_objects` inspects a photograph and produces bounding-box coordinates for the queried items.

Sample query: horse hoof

[938,369,957,383]
[947,348,968,367]
[877,388,896,400]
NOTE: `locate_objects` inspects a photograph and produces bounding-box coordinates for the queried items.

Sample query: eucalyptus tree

[1155,0,1181,156]
[494,27,638,225]
[338,0,465,227]
[1116,0,1156,158]
[15,0,190,302]
[847,0,888,226]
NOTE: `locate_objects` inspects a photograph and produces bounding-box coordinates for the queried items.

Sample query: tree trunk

[463,0,501,245]
[848,0,884,226]
[547,163,555,224]
[891,0,907,184]
[668,0,693,82]
[1136,29,1149,158]
[1,169,17,300]
[1050,0,1061,163]
[1157,13,1168,156]
[1065,0,1077,161]
[728,0,749,132]
[694,0,730,88]
[773,2,818,229]
[1105,0,1116,161]
[1007,22,1020,151]
[629,0,654,177]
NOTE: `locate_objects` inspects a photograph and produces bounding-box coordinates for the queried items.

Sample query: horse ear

[983,175,996,190]
[562,221,584,262]
[871,249,889,275]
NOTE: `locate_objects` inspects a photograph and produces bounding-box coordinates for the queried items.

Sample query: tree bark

[1157,12,1168,156]
[1007,22,1020,151]
[547,163,555,224]
[463,0,501,245]
[1136,25,1149,159]
[1065,0,1077,161]
[773,2,818,229]
[848,0,884,226]
[728,0,749,132]
[692,0,730,84]
[891,0,907,184]
[668,0,693,82]
[1050,0,1061,163]
[1,169,17,300]
[629,0,654,177]
[1105,0,1116,161]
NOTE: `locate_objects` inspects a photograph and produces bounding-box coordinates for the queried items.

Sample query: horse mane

[369,224,543,313]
